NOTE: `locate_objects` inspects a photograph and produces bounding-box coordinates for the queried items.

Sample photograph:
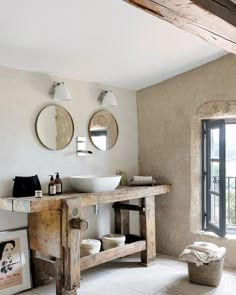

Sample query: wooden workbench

[0,185,171,295]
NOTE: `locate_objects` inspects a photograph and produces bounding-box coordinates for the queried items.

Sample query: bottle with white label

[48,175,56,196]
[55,172,62,195]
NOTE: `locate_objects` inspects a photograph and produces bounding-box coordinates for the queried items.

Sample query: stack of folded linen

[131,176,156,186]
[179,241,226,266]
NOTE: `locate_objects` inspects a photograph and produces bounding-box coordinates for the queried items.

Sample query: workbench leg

[31,252,63,294]
[139,196,157,266]
[62,199,82,295]
[55,258,63,295]
[114,201,130,235]
[31,251,51,287]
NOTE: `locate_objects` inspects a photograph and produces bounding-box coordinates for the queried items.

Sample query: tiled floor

[21,254,236,295]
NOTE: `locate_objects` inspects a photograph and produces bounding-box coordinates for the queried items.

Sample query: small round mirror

[36,105,74,150]
[89,110,118,150]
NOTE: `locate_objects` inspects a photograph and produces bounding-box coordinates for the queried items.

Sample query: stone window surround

[191,100,236,240]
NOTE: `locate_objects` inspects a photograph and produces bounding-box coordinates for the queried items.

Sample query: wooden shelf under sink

[80,240,146,271]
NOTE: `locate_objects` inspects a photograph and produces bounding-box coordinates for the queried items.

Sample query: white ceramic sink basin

[70,175,121,193]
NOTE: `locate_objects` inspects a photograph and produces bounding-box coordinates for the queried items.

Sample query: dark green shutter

[203,120,226,237]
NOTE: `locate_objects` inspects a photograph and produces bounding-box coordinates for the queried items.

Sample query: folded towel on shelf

[179,241,226,266]
[131,176,157,186]
[133,176,153,183]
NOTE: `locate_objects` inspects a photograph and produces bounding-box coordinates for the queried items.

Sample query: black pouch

[13,175,41,197]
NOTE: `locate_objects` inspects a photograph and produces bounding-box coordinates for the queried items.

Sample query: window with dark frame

[202,119,236,237]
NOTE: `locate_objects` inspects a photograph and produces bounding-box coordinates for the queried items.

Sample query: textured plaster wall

[137,54,236,268]
[0,66,138,239]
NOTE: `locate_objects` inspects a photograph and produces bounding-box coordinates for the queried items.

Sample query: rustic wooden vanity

[0,185,171,294]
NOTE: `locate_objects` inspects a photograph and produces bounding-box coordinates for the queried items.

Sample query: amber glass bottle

[48,175,56,196]
[55,172,62,194]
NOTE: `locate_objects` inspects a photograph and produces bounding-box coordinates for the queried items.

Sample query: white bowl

[101,234,126,250]
[80,239,101,257]
[70,175,121,193]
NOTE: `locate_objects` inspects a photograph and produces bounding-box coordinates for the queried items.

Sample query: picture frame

[0,228,31,295]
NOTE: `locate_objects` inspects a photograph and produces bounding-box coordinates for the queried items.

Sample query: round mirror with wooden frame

[89,110,118,151]
[36,105,74,150]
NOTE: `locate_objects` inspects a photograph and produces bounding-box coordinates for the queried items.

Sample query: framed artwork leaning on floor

[0,228,31,295]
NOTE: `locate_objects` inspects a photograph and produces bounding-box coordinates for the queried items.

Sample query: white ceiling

[0,0,226,90]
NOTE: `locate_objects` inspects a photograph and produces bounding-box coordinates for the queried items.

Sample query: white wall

[0,66,138,239]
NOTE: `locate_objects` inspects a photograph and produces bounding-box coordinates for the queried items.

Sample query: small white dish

[101,234,126,250]
[80,239,101,257]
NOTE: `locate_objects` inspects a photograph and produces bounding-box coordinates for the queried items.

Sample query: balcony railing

[225,176,236,229]
[212,176,236,229]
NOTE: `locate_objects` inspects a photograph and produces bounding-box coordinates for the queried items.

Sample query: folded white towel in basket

[179,242,226,266]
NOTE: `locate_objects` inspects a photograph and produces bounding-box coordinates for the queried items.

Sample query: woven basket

[188,256,224,287]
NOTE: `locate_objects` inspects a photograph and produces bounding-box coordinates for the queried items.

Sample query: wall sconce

[49,81,72,101]
[97,90,117,107]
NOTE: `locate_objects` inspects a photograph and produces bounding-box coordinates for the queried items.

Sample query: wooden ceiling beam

[193,0,236,26]
[123,0,236,54]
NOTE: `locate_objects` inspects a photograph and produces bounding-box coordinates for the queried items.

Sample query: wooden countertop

[0,184,171,213]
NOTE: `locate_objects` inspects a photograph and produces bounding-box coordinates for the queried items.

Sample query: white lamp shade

[53,83,72,101]
[101,91,117,107]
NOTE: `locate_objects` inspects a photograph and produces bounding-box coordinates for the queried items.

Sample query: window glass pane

[226,124,236,177]
[210,129,219,159]
[210,193,219,227]
[210,162,219,193]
